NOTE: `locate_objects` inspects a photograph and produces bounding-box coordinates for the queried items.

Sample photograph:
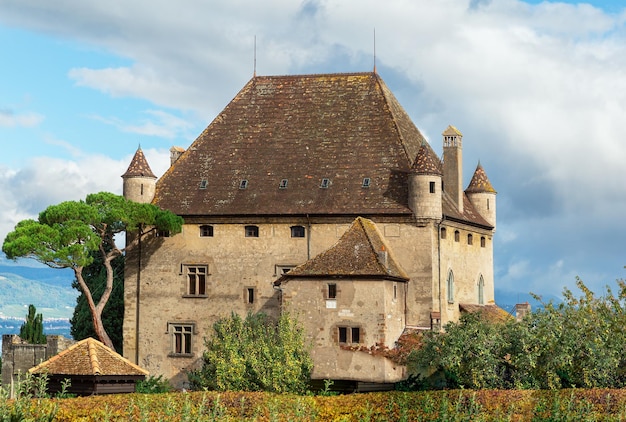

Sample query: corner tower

[408,143,443,221]
[442,125,463,213]
[122,147,157,204]
[465,162,497,229]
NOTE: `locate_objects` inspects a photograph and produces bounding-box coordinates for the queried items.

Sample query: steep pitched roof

[275,216,409,283]
[465,162,496,194]
[443,193,493,228]
[153,72,430,216]
[411,144,443,175]
[29,338,149,377]
[122,147,156,179]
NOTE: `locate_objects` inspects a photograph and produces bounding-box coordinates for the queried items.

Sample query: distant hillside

[0,264,77,319]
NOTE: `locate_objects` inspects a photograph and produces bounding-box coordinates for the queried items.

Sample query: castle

[121,72,496,389]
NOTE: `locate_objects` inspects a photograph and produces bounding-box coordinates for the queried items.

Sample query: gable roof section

[275,216,409,283]
[29,338,149,377]
[154,72,429,216]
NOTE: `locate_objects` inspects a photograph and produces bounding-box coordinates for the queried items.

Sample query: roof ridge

[88,338,102,375]
[253,71,375,79]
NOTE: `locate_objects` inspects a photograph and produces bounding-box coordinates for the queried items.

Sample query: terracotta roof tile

[29,338,149,377]
[153,72,427,216]
[411,144,443,175]
[459,303,512,323]
[122,147,156,179]
[465,162,496,194]
[276,216,409,283]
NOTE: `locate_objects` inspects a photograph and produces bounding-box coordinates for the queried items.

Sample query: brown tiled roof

[122,147,156,179]
[153,72,430,216]
[411,144,443,175]
[465,162,496,194]
[29,338,149,377]
[459,303,512,323]
[275,216,409,283]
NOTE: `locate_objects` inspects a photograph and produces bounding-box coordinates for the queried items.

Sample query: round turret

[465,162,496,229]
[408,144,443,220]
[122,147,157,204]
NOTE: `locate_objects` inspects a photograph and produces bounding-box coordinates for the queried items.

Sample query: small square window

[362,178,371,188]
[320,178,330,188]
[239,180,249,189]
[245,225,259,237]
[279,179,288,189]
[290,225,305,238]
[199,180,208,189]
[199,225,213,237]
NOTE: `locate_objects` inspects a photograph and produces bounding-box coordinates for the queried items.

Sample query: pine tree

[20,304,46,344]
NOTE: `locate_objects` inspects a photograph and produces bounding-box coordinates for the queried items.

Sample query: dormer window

[362,178,371,188]
[320,178,330,188]
[199,180,208,189]
[279,179,288,189]
[239,180,248,189]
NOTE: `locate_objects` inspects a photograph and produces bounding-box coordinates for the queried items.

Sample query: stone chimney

[515,302,531,322]
[170,146,185,166]
[442,125,463,213]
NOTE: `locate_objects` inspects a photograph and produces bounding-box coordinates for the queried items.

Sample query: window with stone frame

[244,287,256,304]
[290,225,305,238]
[183,265,208,297]
[199,225,214,237]
[447,270,455,303]
[169,322,194,356]
[338,326,361,345]
[327,283,337,299]
[245,225,259,237]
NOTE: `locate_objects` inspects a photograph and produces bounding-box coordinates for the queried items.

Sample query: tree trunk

[73,267,115,350]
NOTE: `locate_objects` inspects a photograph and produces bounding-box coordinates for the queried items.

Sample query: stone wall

[1,334,75,388]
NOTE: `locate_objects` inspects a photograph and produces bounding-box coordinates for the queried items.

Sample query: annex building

[121,72,497,389]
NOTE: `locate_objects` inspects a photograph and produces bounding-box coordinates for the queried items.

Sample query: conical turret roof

[122,147,156,179]
[411,143,442,176]
[466,162,496,193]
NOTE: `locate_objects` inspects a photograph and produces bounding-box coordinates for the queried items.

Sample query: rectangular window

[290,225,305,238]
[454,230,460,242]
[245,287,255,304]
[362,178,371,188]
[199,225,214,237]
[185,265,208,296]
[279,179,288,189]
[245,225,259,237]
[429,181,436,193]
[328,283,337,299]
[169,323,194,356]
[337,326,361,345]
[199,180,208,189]
[481,236,486,248]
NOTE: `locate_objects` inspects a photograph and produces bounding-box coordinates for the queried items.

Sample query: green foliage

[136,375,173,394]
[188,311,313,394]
[2,191,183,348]
[70,253,124,352]
[20,304,47,344]
[408,278,626,390]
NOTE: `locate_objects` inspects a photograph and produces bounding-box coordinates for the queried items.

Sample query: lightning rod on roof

[373,28,377,73]
[253,35,257,77]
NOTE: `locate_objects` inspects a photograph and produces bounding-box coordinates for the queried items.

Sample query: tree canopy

[3,192,183,349]
[408,278,626,390]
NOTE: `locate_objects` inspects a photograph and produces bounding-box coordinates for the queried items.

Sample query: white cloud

[88,109,195,139]
[0,109,43,128]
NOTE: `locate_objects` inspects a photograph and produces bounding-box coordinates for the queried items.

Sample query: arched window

[440,227,447,239]
[454,230,460,242]
[199,225,213,237]
[478,275,485,305]
[447,270,454,303]
[480,236,486,248]
[467,234,473,245]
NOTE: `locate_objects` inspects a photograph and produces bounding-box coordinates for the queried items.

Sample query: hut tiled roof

[29,338,149,377]
[153,72,431,216]
[275,216,409,283]
[459,303,511,323]
[465,162,496,194]
[122,147,156,179]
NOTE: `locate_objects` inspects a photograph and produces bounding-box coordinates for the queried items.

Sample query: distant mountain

[0,264,77,319]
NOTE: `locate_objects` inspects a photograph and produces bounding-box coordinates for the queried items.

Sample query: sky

[1,0,626,301]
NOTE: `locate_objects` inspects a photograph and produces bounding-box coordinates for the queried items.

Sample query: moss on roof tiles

[122,147,156,179]
[466,163,497,194]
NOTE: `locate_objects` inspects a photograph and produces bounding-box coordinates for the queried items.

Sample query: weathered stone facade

[122,72,497,388]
